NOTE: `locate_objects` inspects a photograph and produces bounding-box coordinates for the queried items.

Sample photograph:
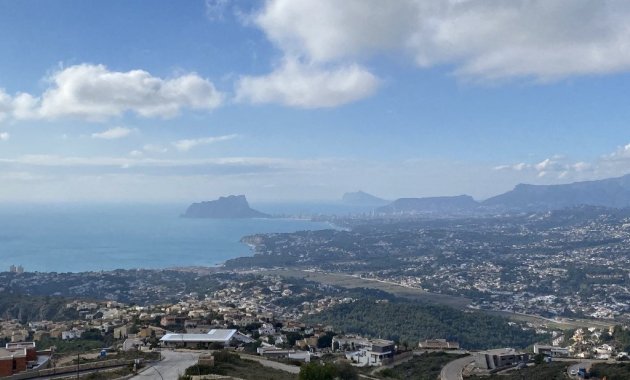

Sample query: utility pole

[76,344,82,380]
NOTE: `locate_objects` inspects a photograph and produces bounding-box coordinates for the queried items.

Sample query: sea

[0,203,342,273]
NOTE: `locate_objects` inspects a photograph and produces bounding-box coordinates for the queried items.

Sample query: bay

[0,203,333,272]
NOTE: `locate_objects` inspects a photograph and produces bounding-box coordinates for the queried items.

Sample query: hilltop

[341,191,389,206]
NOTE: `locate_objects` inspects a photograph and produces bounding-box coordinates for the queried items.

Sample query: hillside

[484,174,630,210]
[303,299,544,349]
[0,294,79,323]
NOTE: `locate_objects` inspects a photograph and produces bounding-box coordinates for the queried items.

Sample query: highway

[440,355,474,380]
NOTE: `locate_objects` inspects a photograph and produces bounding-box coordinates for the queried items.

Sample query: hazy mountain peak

[183,195,271,218]
[483,173,630,210]
[341,190,389,206]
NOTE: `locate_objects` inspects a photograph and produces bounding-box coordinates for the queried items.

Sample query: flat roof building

[0,342,37,377]
[160,329,253,348]
[419,339,460,350]
[533,344,570,357]
[474,348,529,370]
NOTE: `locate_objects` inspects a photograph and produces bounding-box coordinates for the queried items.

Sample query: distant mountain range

[376,195,478,214]
[374,174,630,215]
[483,174,630,210]
[182,195,271,218]
[341,191,389,206]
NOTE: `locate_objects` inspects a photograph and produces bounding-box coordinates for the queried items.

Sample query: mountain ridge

[483,173,630,210]
[374,173,630,214]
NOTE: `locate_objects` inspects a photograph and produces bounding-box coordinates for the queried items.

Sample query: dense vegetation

[0,293,78,322]
[38,336,105,353]
[377,352,466,380]
[299,361,358,380]
[180,351,297,380]
[468,362,571,380]
[612,325,630,352]
[303,299,545,349]
[590,362,630,380]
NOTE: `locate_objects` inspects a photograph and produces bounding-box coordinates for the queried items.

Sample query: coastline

[0,206,335,273]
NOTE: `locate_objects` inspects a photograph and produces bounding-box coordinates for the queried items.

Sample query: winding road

[440,355,475,380]
[130,350,200,380]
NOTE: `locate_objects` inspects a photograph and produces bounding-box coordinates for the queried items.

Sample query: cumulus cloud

[91,126,134,140]
[0,132,9,141]
[251,0,630,81]
[493,143,630,182]
[235,58,379,107]
[1,64,224,122]
[173,134,239,152]
[495,157,585,177]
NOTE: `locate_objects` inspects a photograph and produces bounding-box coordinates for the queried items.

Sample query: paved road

[567,361,596,378]
[440,356,474,380]
[131,350,200,380]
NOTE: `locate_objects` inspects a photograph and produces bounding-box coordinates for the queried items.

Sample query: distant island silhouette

[182,195,271,219]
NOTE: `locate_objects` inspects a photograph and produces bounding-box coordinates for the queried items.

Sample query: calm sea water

[0,203,334,273]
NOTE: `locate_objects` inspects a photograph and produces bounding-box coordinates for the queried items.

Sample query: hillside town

[232,208,630,322]
[3,207,630,380]
[3,265,630,379]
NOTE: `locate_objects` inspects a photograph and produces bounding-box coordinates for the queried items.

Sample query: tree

[317,332,335,349]
[299,362,336,380]
[334,362,358,380]
[298,362,357,380]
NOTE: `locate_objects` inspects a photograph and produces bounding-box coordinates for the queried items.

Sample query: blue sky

[1,0,630,202]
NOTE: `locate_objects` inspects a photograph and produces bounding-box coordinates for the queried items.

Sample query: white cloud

[235,58,379,108]
[0,90,12,121]
[0,132,9,141]
[495,156,579,177]
[91,126,133,140]
[572,162,592,172]
[142,144,169,154]
[173,134,239,152]
[251,0,630,81]
[494,162,530,171]
[2,64,224,122]
[254,0,417,63]
[493,142,630,182]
